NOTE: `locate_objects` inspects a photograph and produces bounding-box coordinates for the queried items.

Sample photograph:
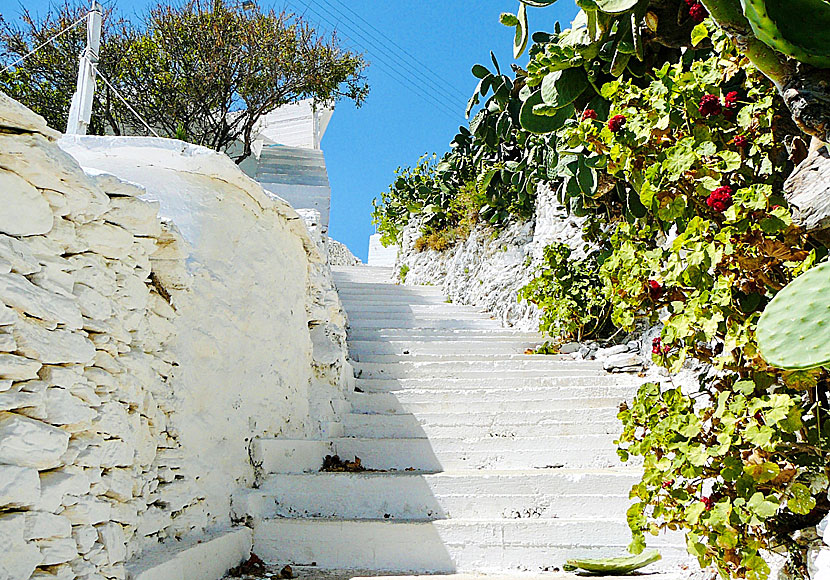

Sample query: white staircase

[232,266,687,574]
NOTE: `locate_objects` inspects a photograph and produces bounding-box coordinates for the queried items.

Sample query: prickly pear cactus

[564,550,662,574]
[756,260,830,370]
[740,0,830,68]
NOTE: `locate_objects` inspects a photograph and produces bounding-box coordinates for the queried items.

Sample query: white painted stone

[0,330,16,352]
[819,513,830,545]
[60,496,112,525]
[810,546,830,580]
[19,512,72,540]
[96,523,127,564]
[74,284,113,321]
[0,234,40,275]
[0,411,69,469]
[0,273,83,329]
[0,354,42,380]
[0,169,55,236]
[30,262,76,301]
[0,518,42,580]
[45,217,82,253]
[101,469,133,502]
[85,169,147,198]
[0,464,40,507]
[0,304,15,326]
[76,439,134,469]
[74,524,99,554]
[77,222,134,260]
[0,388,42,412]
[67,254,118,297]
[42,189,70,217]
[0,132,109,221]
[104,197,162,237]
[126,527,252,580]
[114,274,150,312]
[35,469,90,513]
[45,387,96,425]
[13,319,96,364]
[0,91,60,138]
[38,537,78,565]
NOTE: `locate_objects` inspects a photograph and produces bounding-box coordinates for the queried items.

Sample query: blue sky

[2,0,579,261]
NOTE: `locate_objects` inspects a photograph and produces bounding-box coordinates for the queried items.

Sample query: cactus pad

[520,92,574,133]
[565,550,662,574]
[756,260,830,370]
[740,0,830,68]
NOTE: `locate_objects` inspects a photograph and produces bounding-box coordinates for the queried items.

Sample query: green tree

[0,0,369,163]
[0,2,130,135]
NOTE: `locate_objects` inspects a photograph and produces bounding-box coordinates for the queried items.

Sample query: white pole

[66,1,103,135]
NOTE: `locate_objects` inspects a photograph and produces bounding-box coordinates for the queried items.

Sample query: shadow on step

[229,267,689,574]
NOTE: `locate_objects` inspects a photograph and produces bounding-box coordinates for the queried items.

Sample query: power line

[95,70,160,138]
[287,0,460,121]
[314,0,468,104]
[0,15,88,75]
[288,0,458,119]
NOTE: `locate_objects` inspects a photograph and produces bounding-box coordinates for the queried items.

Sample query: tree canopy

[0,0,369,162]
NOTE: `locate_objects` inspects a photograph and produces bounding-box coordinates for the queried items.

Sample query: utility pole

[66,1,103,135]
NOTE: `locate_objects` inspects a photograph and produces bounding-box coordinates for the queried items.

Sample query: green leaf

[541,68,589,109]
[500,12,519,27]
[787,483,816,515]
[744,462,780,484]
[520,92,574,134]
[686,501,706,524]
[472,64,490,79]
[747,492,779,519]
[663,140,697,179]
[720,457,743,481]
[718,150,742,172]
[691,23,709,47]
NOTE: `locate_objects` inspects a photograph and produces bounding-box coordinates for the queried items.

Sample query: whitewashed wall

[0,94,351,580]
[395,184,589,329]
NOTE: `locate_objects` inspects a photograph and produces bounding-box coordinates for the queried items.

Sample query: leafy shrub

[560,33,830,579]
[519,243,613,341]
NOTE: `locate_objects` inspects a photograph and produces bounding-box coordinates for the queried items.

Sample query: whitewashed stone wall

[0,94,351,580]
[395,184,589,330]
[327,239,361,267]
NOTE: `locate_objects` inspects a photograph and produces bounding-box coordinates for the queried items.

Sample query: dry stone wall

[0,94,351,580]
[395,183,590,330]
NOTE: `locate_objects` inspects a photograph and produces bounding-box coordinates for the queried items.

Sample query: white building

[243,99,335,234]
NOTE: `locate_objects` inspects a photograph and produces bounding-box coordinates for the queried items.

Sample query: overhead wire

[314,0,469,104]
[288,0,458,119]
[0,14,88,75]
[95,70,160,138]
[287,0,461,122]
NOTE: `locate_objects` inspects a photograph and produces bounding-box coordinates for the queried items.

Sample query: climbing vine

[377,4,830,575]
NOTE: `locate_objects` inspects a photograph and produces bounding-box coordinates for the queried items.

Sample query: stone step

[342,304,488,315]
[347,319,505,330]
[341,410,621,439]
[345,329,543,341]
[348,392,627,415]
[347,340,543,356]
[350,353,571,364]
[340,296,457,307]
[251,518,686,572]
[348,312,495,322]
[254,436,627,473]
[353,361,605,380]
[232,469,641,522]
[336,285,444,296]
[354,376,635,393]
